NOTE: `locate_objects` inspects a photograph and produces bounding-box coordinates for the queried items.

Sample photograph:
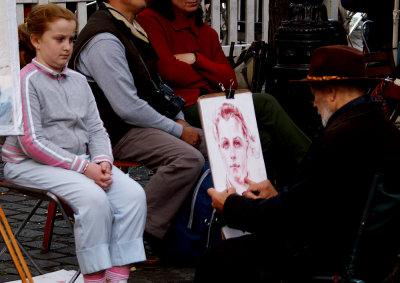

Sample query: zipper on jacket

[58,77,81,154]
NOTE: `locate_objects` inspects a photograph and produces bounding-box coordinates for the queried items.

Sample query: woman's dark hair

[148,0,204,27]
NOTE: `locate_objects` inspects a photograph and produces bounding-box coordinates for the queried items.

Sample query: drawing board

[198,90,267,238]
[198,90,267,196]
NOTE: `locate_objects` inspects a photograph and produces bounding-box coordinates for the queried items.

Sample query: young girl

[1,4,146,283]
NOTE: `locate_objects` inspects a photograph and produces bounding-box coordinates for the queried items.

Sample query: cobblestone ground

[0,165,195,283]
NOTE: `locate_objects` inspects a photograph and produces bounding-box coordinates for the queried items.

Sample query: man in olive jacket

[196,45,400,282]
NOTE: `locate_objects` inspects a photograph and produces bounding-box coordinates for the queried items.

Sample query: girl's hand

[99,162,113,190]
[99,161,112,174]
[83,162,113,191]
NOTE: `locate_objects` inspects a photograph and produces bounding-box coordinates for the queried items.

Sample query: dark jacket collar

[326,95,381,131]
[101,3,149,43]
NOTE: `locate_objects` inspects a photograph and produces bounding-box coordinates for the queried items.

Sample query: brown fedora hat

[291,45,382,84]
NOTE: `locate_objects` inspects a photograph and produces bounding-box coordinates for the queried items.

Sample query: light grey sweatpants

[4,158,146,275]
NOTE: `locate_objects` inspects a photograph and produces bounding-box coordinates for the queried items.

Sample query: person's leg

[4,160,113,275]
[182,103,202,128]
[105,166,146,270]
[113,127,205,239]
[252,93,311,188]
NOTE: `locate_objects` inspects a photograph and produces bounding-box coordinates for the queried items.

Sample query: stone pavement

[0,165,195,283]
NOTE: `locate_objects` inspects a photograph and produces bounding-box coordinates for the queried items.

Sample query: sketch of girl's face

[217,117,249,185]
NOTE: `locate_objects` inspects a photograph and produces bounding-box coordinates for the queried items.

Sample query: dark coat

[223,96,400,280]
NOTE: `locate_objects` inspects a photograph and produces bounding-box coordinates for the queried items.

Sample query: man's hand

[242,178,278,199]
[83,162,113,191]
[207,187,236,213]
[177,119,201,148]
[174,53,196,65]
[175,119,188,127]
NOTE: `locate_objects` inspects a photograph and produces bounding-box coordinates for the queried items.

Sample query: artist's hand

[84,162,113,191]
[207,187,236,213]
[174,53,196,65]
[178,120,201,148]
[242,178,278,199]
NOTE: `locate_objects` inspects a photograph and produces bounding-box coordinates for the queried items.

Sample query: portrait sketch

[198,91,267,196]
[0,0,23,136]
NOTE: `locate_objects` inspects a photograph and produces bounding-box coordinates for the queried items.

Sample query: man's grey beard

[319,104,334,128]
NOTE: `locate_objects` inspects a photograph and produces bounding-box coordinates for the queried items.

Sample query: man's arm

[208,179,287,234]
[77,33,183,138]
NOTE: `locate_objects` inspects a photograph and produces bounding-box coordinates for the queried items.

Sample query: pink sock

[105,266,130,283]
[83,271,106,283]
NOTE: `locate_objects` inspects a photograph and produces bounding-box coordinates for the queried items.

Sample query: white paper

[7,269,83,283]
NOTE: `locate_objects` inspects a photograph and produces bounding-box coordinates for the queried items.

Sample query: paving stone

[23,240,68,250]
[34,258,62,269]
[0,253,12,261]
[0,203,28,211]
[0,194,26,202]
[18,229,44,238]
[0,272,20,282]
[28,249,65,260]
[54,256,78,265]
[7,214,46,223]
[52,227,74,236]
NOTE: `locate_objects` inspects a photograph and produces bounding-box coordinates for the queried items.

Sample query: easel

[0,205,34,283]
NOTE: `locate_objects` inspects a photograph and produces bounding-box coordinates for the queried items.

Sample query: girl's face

[31,18,76,73]
[171,0,201,16]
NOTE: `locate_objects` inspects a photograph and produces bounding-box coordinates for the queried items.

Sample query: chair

[229,41,269,93]
[113,159,141,174]
[361,20,396,79]
[311,173,400,282]
[0,179,80,283]
[364,51,395,78]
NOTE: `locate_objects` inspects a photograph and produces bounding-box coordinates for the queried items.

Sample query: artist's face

[31,19,76,73]
[217,117,249,185]
[171,0,201,15]
[312,87,335,127]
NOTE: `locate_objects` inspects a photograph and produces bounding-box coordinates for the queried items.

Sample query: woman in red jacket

[137,0,311,188]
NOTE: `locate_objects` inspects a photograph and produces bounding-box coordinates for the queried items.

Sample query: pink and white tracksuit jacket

[2,59,113,169]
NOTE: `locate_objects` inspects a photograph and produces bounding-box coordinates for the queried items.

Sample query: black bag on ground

[163,161,222,263]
